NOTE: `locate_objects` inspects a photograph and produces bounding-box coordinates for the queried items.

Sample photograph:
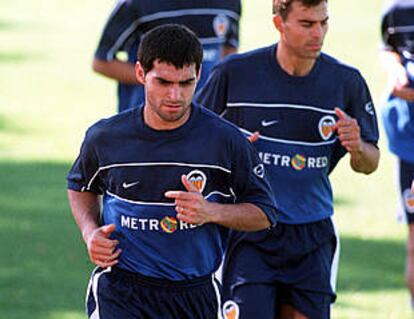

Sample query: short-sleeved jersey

[196,44,379,224]
[95,0,241,112]
[381,0,414,162]
[67,104,277,280]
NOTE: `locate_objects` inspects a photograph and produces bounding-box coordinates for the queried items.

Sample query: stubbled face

[276,1,328,60]
[136,60,199,130]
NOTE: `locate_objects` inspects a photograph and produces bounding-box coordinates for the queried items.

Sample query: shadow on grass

[0,161,90,319]
[0,161,407,318]
[338,236,405,292]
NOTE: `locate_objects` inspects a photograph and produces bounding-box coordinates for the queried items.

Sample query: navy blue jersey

[95,0,241,111]
[67,104,277,280]
[381,0,414,162]
[196,45,379,224]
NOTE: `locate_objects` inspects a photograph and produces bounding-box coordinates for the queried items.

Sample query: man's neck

[143,105,191,131]
[276,44,317,77]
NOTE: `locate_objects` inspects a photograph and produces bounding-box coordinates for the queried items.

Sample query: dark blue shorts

[221,218,339,319]
[86,267,222,319]
[398,159,414,223]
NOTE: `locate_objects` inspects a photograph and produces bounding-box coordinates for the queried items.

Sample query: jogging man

[67,24,277,319]
[380,0,414,308]
[197,1,380,318]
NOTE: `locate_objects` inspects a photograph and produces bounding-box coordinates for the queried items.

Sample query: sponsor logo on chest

[121,215,200,233]
[259,152,328,170]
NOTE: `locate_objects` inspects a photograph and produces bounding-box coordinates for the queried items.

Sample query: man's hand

[85,224,121,268]
[166,175,271,231]
[333,107,379,174]
[165,175,214,225]
[391,62,414,101]
[248,131,260,143]
[392,85,414,102]
[380,50,414,101]
[333,107,363,154]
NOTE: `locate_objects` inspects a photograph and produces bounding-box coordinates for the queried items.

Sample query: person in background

[93,0,241,112]
[197,0,380,318]
[67,24,277,319]
[380,0,414,308]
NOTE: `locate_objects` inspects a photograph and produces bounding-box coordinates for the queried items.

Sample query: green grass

[0,0,410,318]
[0,162,90,319]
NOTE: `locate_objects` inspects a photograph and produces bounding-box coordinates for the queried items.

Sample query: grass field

[0,0,410,318]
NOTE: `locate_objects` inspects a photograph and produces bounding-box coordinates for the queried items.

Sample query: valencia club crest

[222,300,240,319]
[186,170,207,193]
[318,115,336,140]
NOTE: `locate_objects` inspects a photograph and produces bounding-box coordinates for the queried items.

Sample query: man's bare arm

[68,190,121,268]
[221,45,237,59]
[380,50,414,102]
[334,107,380,174]
[165,175,271,231]
[92,58,139,85]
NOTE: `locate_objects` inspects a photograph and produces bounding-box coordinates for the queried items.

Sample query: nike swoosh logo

[261,119,279,127]
[122,181,140,189]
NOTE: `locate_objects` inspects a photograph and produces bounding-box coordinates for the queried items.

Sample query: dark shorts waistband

[110,267,212,289]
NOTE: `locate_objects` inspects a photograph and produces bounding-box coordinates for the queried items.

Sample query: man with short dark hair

[197,0,380,318]
[93,0,241,112]
[67,24,277,319]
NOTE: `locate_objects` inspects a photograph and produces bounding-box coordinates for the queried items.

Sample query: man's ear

[135,62,145,85]
[273,15,284,33]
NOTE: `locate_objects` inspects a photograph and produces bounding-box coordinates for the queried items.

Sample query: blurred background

[0,0,406,318]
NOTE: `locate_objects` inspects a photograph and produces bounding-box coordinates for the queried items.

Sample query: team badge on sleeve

[186,170,207,193]
[222,300,240,319]
[365,101,375,115]
[403,189,414,213]
[253,163,265,178]
[318,115,336,140]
